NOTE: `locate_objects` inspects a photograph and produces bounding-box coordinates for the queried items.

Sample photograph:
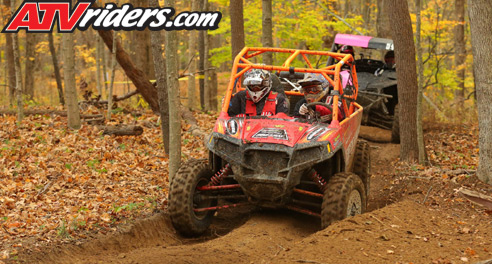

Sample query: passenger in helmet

[227,69,289,117]
[293,73,344,121]
[340,45,355,58]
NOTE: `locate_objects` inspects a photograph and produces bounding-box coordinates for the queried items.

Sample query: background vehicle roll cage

[221,47,359,122]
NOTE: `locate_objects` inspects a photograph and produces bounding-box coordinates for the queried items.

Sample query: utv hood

[213,114,338,148]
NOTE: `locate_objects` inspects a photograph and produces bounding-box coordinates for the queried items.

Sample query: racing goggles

[245,79,270,92]
[302,84,323,94]
[247,85,266,92]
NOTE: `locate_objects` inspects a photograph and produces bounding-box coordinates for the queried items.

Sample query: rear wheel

[321,172,367,228]
[391,104,400,143]
[168,159,217,237]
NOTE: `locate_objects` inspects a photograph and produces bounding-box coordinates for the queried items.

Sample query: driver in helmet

[294,73,343,121]
[227,69,289,117]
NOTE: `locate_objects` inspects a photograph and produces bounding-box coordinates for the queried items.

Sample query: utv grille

[244,150,289,175]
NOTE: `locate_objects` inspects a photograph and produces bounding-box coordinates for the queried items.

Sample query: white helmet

[243,69,272,103]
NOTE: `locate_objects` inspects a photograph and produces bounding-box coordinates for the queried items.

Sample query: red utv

[168,47,371,236]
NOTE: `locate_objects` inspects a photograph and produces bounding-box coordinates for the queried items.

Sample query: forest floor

[1,109,492,264]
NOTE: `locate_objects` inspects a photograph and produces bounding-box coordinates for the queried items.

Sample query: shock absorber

[209,163,232,186]
[309,171,327,192]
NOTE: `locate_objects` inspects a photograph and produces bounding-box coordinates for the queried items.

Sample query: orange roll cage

[221,47,359,122]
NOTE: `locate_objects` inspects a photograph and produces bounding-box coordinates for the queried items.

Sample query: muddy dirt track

[18,130,492,264]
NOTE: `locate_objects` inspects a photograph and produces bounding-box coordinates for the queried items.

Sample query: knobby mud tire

[353,140,371,195]
[168,159,216,237]
[321,172,367,229]
[391,104,400,143]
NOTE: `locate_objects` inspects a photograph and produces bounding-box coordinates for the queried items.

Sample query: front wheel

[321,172,367,229]
[168,159,217,237]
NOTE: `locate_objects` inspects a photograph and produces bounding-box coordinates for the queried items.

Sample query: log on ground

[97,125,144,136]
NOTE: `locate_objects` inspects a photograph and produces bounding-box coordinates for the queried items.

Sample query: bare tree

[230,0,245,60]
[469,0,492,184]
[166,0,182,181]
[48,32,65,106]
[386,0,419,162]
[62,7,81,129]
[454,0,466,110]
[150,0,170,154]
[262,0,273,65]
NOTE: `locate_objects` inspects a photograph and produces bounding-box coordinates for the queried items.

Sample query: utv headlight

[306,127,328,141]
[226,119,241,135]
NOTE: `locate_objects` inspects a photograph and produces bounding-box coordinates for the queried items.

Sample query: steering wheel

[303,102,333,122]
[306,102,333,113]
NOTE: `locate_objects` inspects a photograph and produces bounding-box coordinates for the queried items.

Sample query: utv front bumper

[208,133,335,203]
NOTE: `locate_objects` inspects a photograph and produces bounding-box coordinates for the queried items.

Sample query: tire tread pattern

[168,159,214,237]
[321,172,367,229]
[353,140,371,194]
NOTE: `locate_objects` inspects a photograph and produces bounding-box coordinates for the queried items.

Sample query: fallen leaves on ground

[0,109,217,258]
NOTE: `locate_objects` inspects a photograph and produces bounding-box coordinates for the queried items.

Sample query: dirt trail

[18,128,492,264]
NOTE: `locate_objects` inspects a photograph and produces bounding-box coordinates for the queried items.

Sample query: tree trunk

[24,33,36,100]
[230,0,245,61]
[96,29,160,112]
[166,0,182,182]
[469,0,492,184]
[132,0,155,81]
[11,0,23,121]
[48,32,65,106]
[107,31,117,121]
[4,0,15,107]
[416,0,427,165]
[210,33,220,111]
[362,0,371,30]
[454,0,466,109]
[150,0,170,154]
[344,0,350,17]
[187,0,199,109]
[376,0,391,38]
[211,67,218,110]
[386,0,419,162]
[198,22,205,109]
[101,38,108,92]
[62,21,81,129]
[95,35,103,96]
[203,0,211,111]
[262,0,273,65]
